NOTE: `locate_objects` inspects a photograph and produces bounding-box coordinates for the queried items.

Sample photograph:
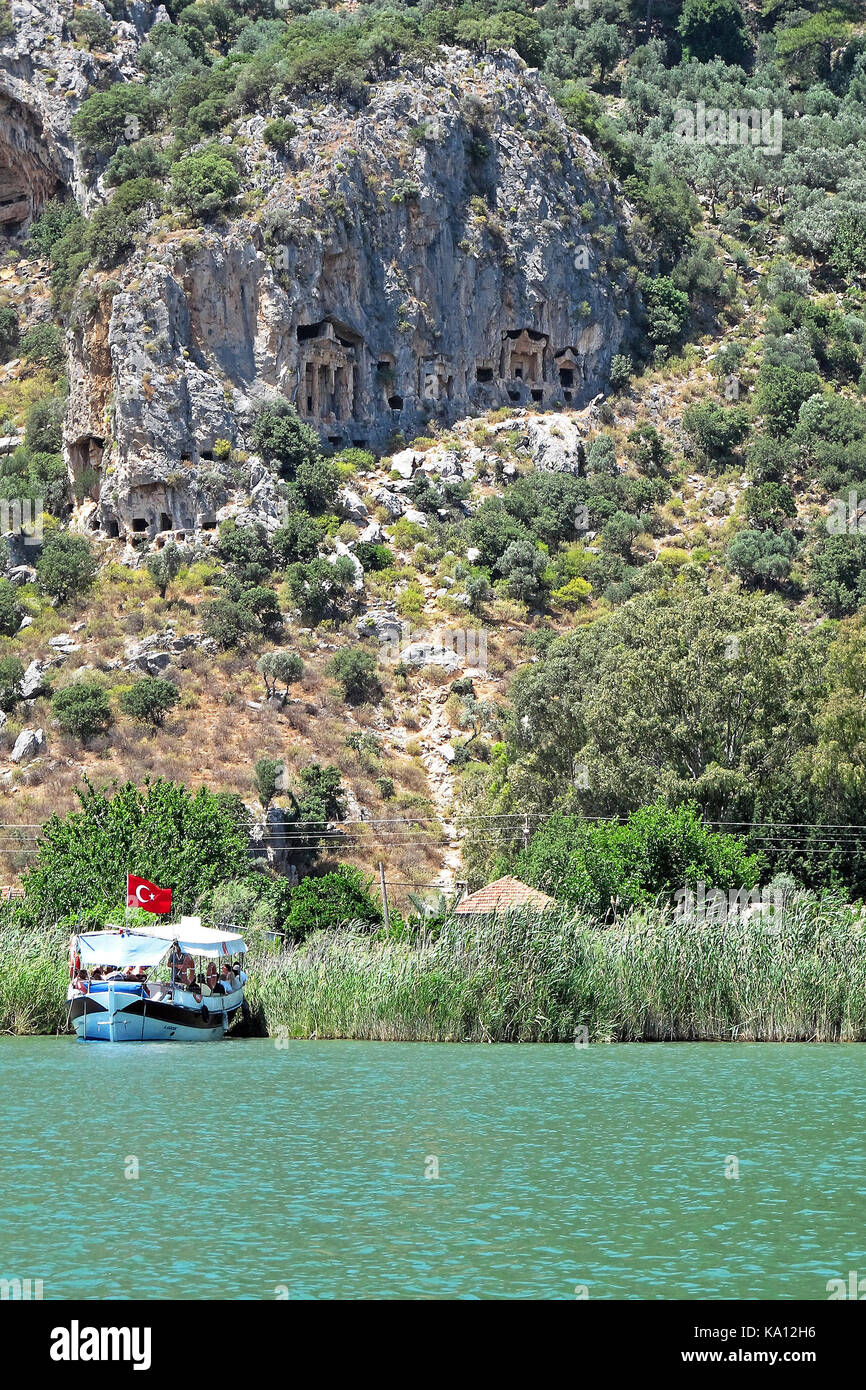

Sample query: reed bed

[5,897,866,1041]
[250,897,866,1043]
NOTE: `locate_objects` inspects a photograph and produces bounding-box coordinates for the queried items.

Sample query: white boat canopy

[129,917,248,957]
[76,931,171,968]
[76,918,247,966]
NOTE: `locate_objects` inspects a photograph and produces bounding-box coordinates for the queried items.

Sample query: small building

[454,875,556,916]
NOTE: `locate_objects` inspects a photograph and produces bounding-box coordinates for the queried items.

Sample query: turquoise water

[1,1037,865,1300]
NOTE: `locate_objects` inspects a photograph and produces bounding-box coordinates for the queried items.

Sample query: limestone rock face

[37,35,639,539]
[0,0,155,219]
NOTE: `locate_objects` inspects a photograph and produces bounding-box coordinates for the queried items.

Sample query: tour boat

[67,918,249,1042]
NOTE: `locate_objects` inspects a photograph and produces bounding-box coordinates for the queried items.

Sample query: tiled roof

[454,875,556,915]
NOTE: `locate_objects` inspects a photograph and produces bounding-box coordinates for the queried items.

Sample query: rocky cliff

[2,4,639,540]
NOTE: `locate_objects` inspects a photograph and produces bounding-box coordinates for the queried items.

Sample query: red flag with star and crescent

[127,873,172,914]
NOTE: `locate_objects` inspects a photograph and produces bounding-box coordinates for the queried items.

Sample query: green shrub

[168,145,240,218]
[0,578,24,636]
[71,85,161,159]
[22,776,252,920]
[0,656,24,712]
[0,302,18,362]
[201,595,256,648]
[516,802,766,916]
[353,542,394,571]
[53,681,114,743]
[72,6,114,50]
[251,399,321,479]
[25,397,64,454]
[254,755,283,808]
[281,865,382,941]
[263,118,297,151]
[36,531,97,604]
[119,677,181,727]
[727,529,799,587]
[328,648,382,704]
[19,322,65,369]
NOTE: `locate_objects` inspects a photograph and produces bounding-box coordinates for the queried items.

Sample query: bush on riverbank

[6,894,866,1042]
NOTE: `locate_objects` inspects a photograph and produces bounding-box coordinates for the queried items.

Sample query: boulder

[356,610,403,643]
[21,660,48,699]
[338,487,369,522]
[373,487,405,518]
[358,519,384,544]
[400,641,461,673]
[10,728,45,764]
[7,565,36,588]
[525,413,584,474]
[390,449,419,480]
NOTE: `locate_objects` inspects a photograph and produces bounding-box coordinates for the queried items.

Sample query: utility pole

[378,862,390,932]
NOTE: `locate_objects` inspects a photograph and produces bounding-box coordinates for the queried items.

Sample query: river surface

[1,1037,864,1300]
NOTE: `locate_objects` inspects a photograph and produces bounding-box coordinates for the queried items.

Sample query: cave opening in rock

[131,518,148,533]
[476,366,494,383]
[531,388,544,403]
[559,368,574,387]
[159,513,172,533]
[507,388,521,402]
[68,435,104,502]
[388,395,403,411]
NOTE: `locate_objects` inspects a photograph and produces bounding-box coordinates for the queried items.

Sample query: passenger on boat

[205,960,218,991]
[218,961,237,993]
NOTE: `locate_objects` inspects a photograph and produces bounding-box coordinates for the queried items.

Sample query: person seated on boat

[205,960,218,992]
[218,961,238,993]
[90,966,104,981]
[103,964,125,980]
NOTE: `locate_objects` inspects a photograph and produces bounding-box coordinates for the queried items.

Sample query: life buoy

[68,952,80,980]
[201,1004,210,1023]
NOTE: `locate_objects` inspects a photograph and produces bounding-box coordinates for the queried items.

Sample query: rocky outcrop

[0,1,156,219]
[52,41,639,539]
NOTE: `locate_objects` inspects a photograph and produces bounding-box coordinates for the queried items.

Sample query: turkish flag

[127,874,173,914]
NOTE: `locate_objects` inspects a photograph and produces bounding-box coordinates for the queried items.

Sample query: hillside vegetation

[2,0,866,927]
